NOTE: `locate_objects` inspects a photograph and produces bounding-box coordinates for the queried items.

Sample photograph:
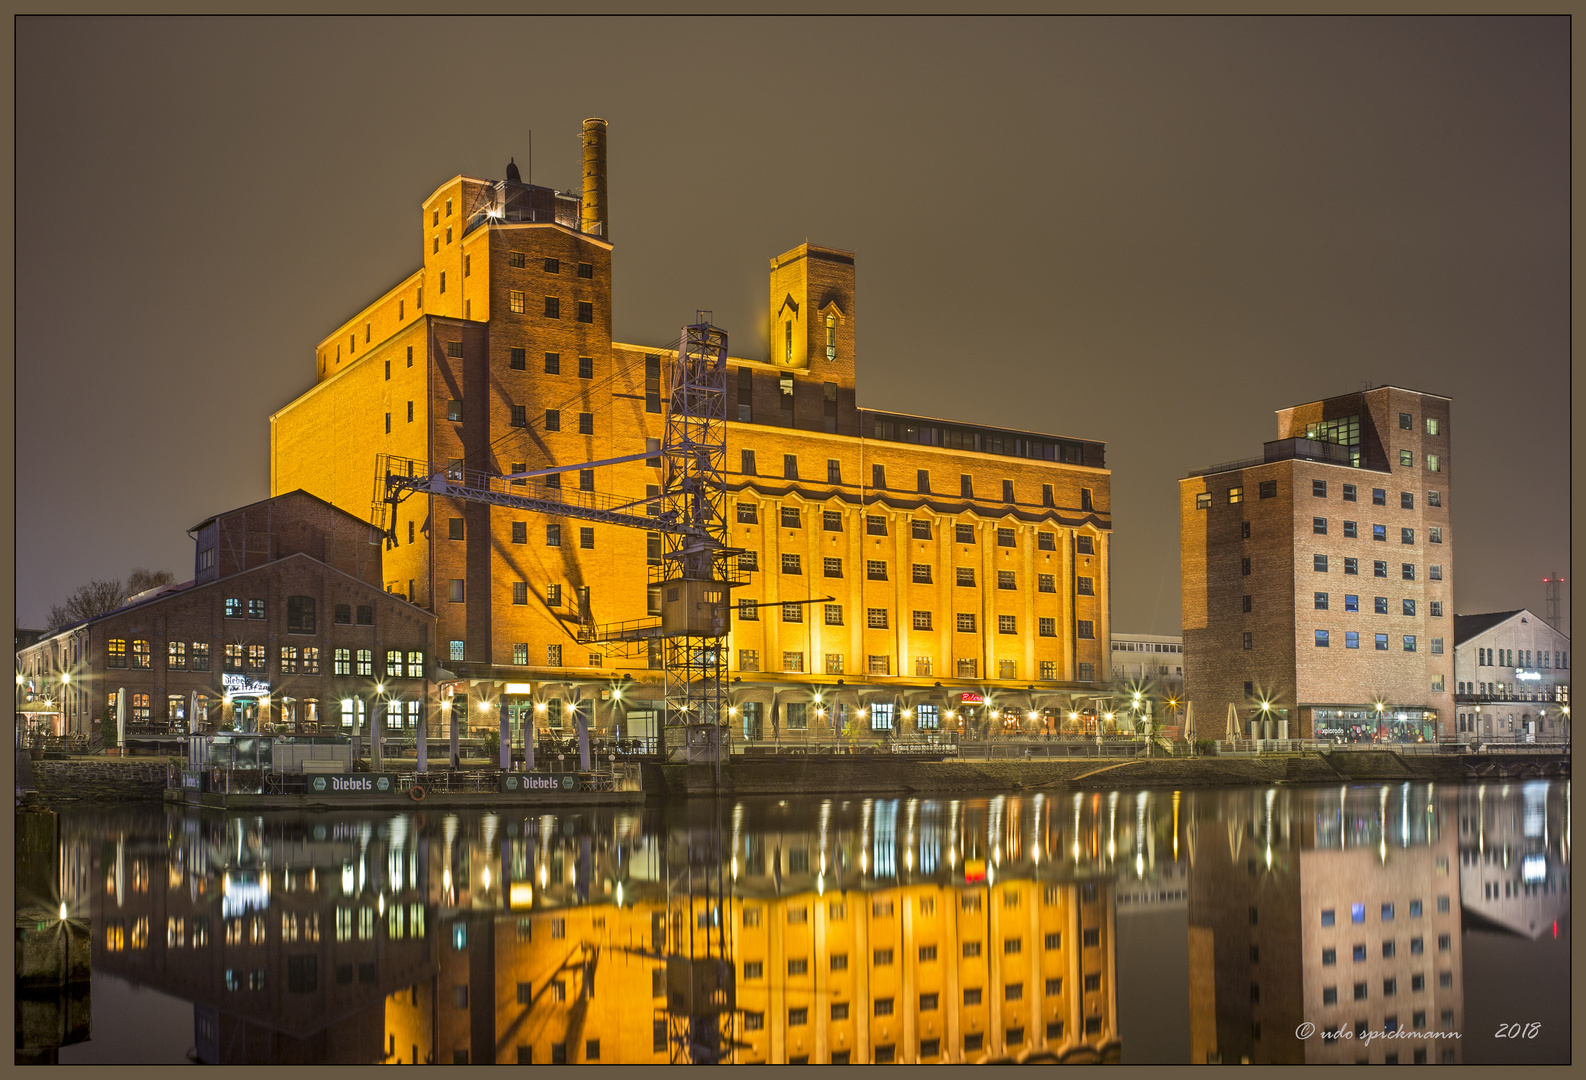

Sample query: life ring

[409,785,426,802]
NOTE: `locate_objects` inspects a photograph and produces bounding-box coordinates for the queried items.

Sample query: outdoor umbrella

[576,697,591,772]
[1183,701,1195,743]
[1225,702,1240,743]
[189,690,201,735]
[117,687,127,753]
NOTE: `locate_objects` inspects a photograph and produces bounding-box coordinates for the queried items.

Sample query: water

[15,781,1570,1065]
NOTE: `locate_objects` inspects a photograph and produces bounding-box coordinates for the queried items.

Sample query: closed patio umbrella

[1225,702,1240,743]
[116,687,127,754]
[1183,701,1195,743]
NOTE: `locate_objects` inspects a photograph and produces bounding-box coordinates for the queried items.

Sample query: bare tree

[125,567,176,597]
[43,567,177,631]
[46,578,127,631]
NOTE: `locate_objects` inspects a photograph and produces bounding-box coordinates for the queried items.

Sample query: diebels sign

[500,773,580,794]
[309,774,398,795]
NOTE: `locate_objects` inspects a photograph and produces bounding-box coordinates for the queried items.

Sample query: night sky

[14,18,1569,636]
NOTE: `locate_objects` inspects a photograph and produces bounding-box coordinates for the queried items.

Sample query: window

[1243,633,1253,651]
[1430,637,1443,655]
[956,522,975,544]
[1403,599,1416,617]
[996,527,1015,547]
[739,649,759,670]
[546,524,561,547]
[1428,489,1441,507]
[1372,523,1387,542]
[913,610,933,631]
[1039,617,1055,637]
[781,553,801,575]
[1037,531,1055,551]
[873,948,894,966]
[1077,620,1095,638]
[1402,528,1415,545]
[355,649,373,676]
[448,517,465,540]
[868,515,887,536]
[1341,519,1357,538]
[1400,449,1414,467]
[1375,596,1388,614]
[576,412,593,435]
[577,527,594,549]
[1344,593,1358,612]
[1314,554,1329,572]
[544,296,560,318]
[1374,560,1388,577]
[334,648,351,675]
[543,351,561,374]
[824,557,843,578]
[168,641,186,669]
[1430,602,1443,618]
[912,563,931,583]
[783,604,803,623]
[864,560,888,582]
[956,613,976,633]
[1042,483,1054,506]
[959,659,980,678]
[824,510,843,532]
[780,506,800,528]
[911,518,932,540]
[1429,526,1442,543]
[448,579,465,603]
[576,301,593,323]
[1404,635,1417,652]
[1258,480,1276,499]
[1002,479,1015,502]
[1373,487,1387,506]
[1228,486,1244,504]
[1316,630,1330,648]
[1426,454,1440,472]
[512,581,528,606]
[994,614,1015,635]
[1195,492,1211,509]
[447,399,463,422]
[1376,633,1389,650]
[917,469,931,493]
[1321,909,1335,926]
[1312,516,1327,535]
[829,604,849,626]
[1345,557,1359,575]
[1242,557,1253,575]
[1242,594,1253,612]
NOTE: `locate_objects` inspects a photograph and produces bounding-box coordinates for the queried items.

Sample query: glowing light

[535,702,547,713]
[341,865,355,894]
[479,701,493,712]
[613,689,622,701]
[728,707,739,717]
[375,683,384,695]
[565,703,576,715]
[14,673,21,686]
[59,902,68,920]
[481,867,492,890]
[61,672,70,685]
[539,864,548,888]
[1027,711,1039,722]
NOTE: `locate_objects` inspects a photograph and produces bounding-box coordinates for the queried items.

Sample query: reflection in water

[38,781,1569,1065]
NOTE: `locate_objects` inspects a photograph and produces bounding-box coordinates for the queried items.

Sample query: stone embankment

[25,758,174,803]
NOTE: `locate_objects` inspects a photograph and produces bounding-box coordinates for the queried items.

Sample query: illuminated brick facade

[1180,387,1454,739]
[270,121,1111,738]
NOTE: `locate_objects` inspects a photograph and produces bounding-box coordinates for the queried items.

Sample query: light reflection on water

[19,780,1571,1065]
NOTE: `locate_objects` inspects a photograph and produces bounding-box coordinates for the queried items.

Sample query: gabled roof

[1453,609,1528,645]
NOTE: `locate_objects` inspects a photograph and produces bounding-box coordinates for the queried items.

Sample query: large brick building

[1180,387,1453,740]
[269,119,1112,744]
[16,491,436,739]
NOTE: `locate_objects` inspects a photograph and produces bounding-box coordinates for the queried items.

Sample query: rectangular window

[1426,454,1440,472]
[1037,617,1056,637]
[1001,479,1015,502]
[1375,560,1388,577]
[916,469,931,493]
[1076,575,1095,595]
[577,301,594,323]
[1243,632,1253,650]
[1258,480,1277,499]
[577,412,593,435]
[872,464,886,488]
[1430,638,1443,655]
[956,522,975,544]
[997,527,1015,547]
[544,297,560,318]
[546,524,561,547]
[508,289,525,314]
[1313,479,1328,497]
[1314,517,1327,534]
[1242,557,1252,576]
[782,603,804,624]
[912,610,933,630]
[781,553,801,575]
[1315,630,1330,648]
[1228,486,1244,504]
[1344,593,1358,612]
[783,651,804,672]
[1343,520,1357,538]
[1402,563,1416,581]
[579,527,594,549]
[1345,631,1359,649]
[1195,492,1211,509]
[867,515,887,536]
[1376,596,1389,613]
[912,563,932,584]
[1404,635,1417,652]
[1314,554,1329,572]
[1402,528,1415,544]
[828,604,848,626]
[1345,557,1359,575]
[544,352,560,374]
[823,557,843,578]
[956,613,976,633]
[1400,449,1414,467]
[822,510,843,532]
[780,506,800,529]
[1315,592,1329,610]
[1376,633,1389,650]
[1428,490,1441,507]
[998,615,1017,634]
[1038,573,1055,593]
[1077,620,1095,639]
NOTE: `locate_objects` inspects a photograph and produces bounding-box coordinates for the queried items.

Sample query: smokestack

[580,117,608,239]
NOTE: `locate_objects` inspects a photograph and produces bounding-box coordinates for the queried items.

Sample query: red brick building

[1180,386,1454,740]
[17,491,436,740]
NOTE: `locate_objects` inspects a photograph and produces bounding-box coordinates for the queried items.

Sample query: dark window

[357,605,374,626]
[578,355,594,379]
[1314,554,1329,572]
[872,464,886,489]
[286,596,316,634]
[1343,483,1357,501]
[1259,480,1277,499]
[960,474,973,497]
[997,527,1015,547]
[334,604,351,625]
[956,523,974,544]
[578,262,593,278]
[510,404,526,427]
[509,347,526,369]
[544,352,560,374]
[1038,531,1055,550]
[578,413,593,434]
[577,301,594,323]
[580,527,594,550]
[449,517,465,540]
[544,297,560,318]
[1076,534,1094,554]
[1313,479,1327,497]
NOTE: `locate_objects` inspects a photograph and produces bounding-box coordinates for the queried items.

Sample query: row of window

[504,253,594,278]
[221,596,372,632]
[1197,482,1445,509]
[1306,552,1443,574]
[1311,594,1444,616]
[749,605,1090,637]
[1322,899,1448,926]
[1311,520,1432,543]
[751,556,1089,593]
[738,457,1095,509]
[742,1028,1091,1062]
[1476,647,1566,669]
[745,654,1084,681]
[106,639,422,677]
[1288,631,1440,652]
[502,293,595,322]
[738,506,1095,552]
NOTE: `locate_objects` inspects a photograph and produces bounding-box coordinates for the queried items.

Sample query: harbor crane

[376,315,741,785]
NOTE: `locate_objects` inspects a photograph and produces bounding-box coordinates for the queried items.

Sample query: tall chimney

[580,117,608,238]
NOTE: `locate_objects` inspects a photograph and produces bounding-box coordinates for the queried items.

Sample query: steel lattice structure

[658,317,735,783]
